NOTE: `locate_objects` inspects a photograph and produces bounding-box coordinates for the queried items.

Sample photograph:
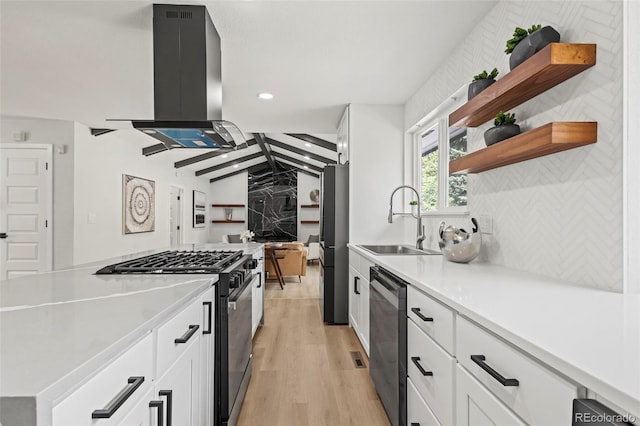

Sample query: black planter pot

[509,26,560,70]
[468,79,496,100]
[484,124,521,146]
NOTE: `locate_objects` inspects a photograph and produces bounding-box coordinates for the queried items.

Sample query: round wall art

[310,189,320,203]
[123,174,155,234]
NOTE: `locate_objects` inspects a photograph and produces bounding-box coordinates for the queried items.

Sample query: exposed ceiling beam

[195,151,263,176]
[209,161,267,183]
[209,160,318,183]
[272,151,324,173]
[285,133,337,152]
[254,133,276,171]
[266,137,336,164]
[90,128,116,137]
[143,143,168,156]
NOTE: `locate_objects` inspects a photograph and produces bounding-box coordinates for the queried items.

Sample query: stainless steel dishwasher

[369,266,407,426]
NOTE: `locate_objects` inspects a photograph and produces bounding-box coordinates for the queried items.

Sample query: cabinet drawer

[457,316,578,426]
[456,364,524,426]
[407,286,455,354]
[408,377,441,426]
[358,257,374,279]
[407,320,454,425]
[52,334,153,426]
[157,297,201,377]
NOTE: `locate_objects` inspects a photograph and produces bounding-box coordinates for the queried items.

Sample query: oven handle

[228,274,257,307]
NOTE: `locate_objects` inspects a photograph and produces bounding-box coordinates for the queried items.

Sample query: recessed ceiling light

[142,129,156,134]
[257,92,274,100]
[303,165,309,169]
[204,130,215,134]
[233,164,239,168]
[304,156,310,160]
[305,143,311,147]
[221,154,228,158]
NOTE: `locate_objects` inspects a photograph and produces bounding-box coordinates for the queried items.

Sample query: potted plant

[484,111,521,146]
[468,68,499,100]
[505,24,560,70]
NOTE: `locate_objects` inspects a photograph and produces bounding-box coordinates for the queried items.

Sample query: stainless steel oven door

[227,273,255,419]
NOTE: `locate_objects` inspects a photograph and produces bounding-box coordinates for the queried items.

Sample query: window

[414,90,468,213]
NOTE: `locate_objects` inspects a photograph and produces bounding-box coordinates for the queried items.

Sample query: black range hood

[131,4,244,149]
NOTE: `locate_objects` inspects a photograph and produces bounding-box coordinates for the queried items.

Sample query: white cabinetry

[252,249,265,337]
[348,249,372,355]
[406,286,456,426]
[52,287,214,426]
[456,316,579,426]
[52,334,154,426]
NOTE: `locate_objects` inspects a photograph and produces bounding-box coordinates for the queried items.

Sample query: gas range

[95,250,248,275]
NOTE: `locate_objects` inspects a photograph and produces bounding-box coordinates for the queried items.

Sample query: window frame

[411,86,469,216]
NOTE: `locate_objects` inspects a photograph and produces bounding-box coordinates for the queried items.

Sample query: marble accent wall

[248,163,298,242]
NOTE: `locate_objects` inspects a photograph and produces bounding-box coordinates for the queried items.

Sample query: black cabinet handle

[471,355,519,386]
[202,302,212,335]
[0,233,7,239]
[159,390,173,426]
[149,400,164,426]
[354,276,360,295]
[92,376,145,418]
[411,423,421,426]
[410,356,433,377]
[411,307,433,322]
[174,324,199,344]
[257,272,262,288]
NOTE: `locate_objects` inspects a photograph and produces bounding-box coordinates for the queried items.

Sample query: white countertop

[349,244,640,419]
[0,243,262,401]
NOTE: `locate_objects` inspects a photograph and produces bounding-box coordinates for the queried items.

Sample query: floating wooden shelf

[212,204,245,208]
[449,122,597,174]
[211,220,245,224]
[301,204,320,208]
[449,43,596,128]
[300,220,320,224]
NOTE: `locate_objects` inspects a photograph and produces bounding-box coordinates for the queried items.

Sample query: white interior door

[0,144,52,280]
[170,186,183,247]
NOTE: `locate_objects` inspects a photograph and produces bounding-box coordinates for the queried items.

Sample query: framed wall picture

[193,190,206,228]
[123,174,155,234]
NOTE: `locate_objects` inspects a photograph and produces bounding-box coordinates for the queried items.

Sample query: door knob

[0,233,7,239]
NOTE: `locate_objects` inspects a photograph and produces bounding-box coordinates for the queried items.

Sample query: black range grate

[95,250,244,274]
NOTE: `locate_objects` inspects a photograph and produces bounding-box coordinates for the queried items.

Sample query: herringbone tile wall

[405,0,623,291]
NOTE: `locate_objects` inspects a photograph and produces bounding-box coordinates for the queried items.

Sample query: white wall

[209,172,248,243]
[404,0,624,291]
[348,104,406,244]
[73,125,211,264]
[1,117,76,269]
[297,172,320,242]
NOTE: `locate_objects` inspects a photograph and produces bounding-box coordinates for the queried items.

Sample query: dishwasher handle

[370,266,405,293]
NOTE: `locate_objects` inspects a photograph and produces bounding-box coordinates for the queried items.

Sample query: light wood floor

[237,263,390,426]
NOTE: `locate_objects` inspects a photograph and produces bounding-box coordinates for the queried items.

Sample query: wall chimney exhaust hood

[129,4,244,149]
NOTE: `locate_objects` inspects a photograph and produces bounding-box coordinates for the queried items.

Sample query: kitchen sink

[359,245,442,256]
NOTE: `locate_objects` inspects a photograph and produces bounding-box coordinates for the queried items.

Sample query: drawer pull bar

[203,302,213,335]
[354,276,360,295]
[175,324,200,344]
[91,376,145,418]
[410,356,433,376]
[411,307,433,322]
[257,272,262,288]
[149,400,164,426]
[471,355,519,386]
[411,423,421,426]
[159,390,173,426]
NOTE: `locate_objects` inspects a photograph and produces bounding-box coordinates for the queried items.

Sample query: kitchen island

[0,243,262,426]
[349,244,640,424]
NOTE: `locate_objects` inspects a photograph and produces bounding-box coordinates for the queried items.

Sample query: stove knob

[244,259,258,270]
[229,274,240,288]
